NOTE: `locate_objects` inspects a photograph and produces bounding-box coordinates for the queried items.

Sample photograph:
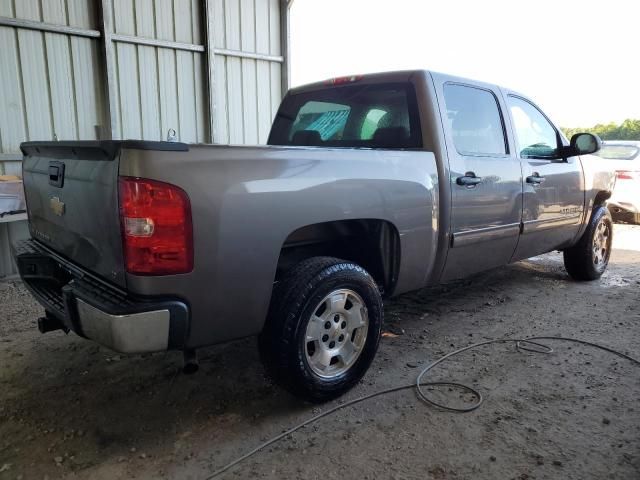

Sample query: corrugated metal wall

[212,0,282,144]
[110,0,208,142]
[0,0,104,174]
[0,0,286,151]
[0,0,290,277]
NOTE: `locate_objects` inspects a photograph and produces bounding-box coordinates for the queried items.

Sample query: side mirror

[569,132,602,156]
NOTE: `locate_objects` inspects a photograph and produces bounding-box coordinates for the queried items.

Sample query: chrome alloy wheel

[592,218,611,267]
[304,289,369,378]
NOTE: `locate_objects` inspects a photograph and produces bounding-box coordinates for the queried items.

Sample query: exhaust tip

[37,315,65,334]
[182,349,199,375]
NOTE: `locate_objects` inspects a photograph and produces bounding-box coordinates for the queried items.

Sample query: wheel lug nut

[324,321,331,329]
[322,334,329,342]
[341,321,346,329]
[338,335,344,342]
[334,314,340,323]
[329,341,335,348]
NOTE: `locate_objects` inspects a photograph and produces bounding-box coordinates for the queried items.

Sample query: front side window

[443,84,507,156]
[508,96,559,159]
[268,83,422,149]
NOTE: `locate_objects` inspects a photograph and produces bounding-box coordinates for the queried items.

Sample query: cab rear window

[268,83,422,149]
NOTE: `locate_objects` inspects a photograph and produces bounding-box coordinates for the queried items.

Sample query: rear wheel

[259,257,383,402]
[563,206,613,280]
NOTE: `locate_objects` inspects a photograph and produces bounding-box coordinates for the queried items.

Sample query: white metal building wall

[0,0,290,277]
[211,0,283,144]
[0,0,105,175]
[108,0,208,142]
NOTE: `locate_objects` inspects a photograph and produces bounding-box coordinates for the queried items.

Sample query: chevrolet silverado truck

[14,70,615,402]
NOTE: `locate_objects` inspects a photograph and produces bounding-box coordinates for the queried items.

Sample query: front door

[436,81,523,281]
[505,95,584,261]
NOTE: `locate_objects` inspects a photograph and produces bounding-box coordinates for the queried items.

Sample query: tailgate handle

[48,161,65,188]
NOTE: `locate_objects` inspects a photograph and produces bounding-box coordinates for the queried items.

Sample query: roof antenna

[167,128,177,142]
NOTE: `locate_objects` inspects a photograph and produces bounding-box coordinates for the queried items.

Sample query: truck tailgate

[21,141,126,286]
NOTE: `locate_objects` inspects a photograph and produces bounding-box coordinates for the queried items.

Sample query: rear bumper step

[13,238,189,353]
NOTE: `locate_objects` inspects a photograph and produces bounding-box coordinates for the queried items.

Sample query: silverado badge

[50,196,65,217]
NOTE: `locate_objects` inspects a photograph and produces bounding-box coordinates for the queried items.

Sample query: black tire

[259,257,383,403]
[563,206,613,280]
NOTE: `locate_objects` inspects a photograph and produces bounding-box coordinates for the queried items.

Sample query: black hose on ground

[204,336,640,479]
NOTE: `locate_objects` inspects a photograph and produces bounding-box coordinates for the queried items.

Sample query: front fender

[574,154,616,241]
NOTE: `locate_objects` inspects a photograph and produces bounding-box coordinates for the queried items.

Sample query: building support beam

[203,0,217,143]
[111,33,205,53]
[0,16,100,38]
[97,0,119,140]
[214,48,283,63]
[280,0,292,96]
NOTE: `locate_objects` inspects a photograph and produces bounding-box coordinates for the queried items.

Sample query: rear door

[434,78,523,281]
[505,95,585,260]
[21,141,126,286]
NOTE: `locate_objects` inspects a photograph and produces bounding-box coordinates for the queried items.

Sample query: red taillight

[118,177,193,275]
[615,170,637,180]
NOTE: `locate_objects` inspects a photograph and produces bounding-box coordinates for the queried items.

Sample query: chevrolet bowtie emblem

[50,196,65,216]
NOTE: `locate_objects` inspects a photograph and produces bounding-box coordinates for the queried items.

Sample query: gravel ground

[1,224,639,480]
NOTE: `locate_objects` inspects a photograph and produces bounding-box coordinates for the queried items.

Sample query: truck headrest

[291,130,322,146]
[372,127,409,147]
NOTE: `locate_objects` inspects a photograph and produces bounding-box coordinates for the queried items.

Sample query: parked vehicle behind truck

[14,70,614,402]
[596,140,640,224]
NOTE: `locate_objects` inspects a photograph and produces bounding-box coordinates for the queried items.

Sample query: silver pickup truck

[14,70,614,402]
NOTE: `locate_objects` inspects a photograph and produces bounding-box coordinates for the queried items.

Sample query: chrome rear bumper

[77,300,170,353]
[13,238,189,353]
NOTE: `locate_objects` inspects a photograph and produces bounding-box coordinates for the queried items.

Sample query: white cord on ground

[204,336,640,479]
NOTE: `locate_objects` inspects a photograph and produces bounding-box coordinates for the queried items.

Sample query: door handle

[526,174,545,185]
[456,172,483,187]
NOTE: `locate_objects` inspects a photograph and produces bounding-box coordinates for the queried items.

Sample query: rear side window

[268,83,422,149]
[443,84,507,156]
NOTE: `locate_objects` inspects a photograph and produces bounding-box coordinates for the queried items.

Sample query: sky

[289,0,639,127]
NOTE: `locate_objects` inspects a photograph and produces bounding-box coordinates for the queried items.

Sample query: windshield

[268,83,422,149]
[598,145,639,160]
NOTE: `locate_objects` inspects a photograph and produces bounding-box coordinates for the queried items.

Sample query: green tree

[561,119,640,141]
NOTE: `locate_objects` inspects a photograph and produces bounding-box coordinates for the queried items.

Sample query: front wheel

[259,257,383,402]
[563,206,613,280]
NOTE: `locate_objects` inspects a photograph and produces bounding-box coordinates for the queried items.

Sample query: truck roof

[288,69,517,96]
